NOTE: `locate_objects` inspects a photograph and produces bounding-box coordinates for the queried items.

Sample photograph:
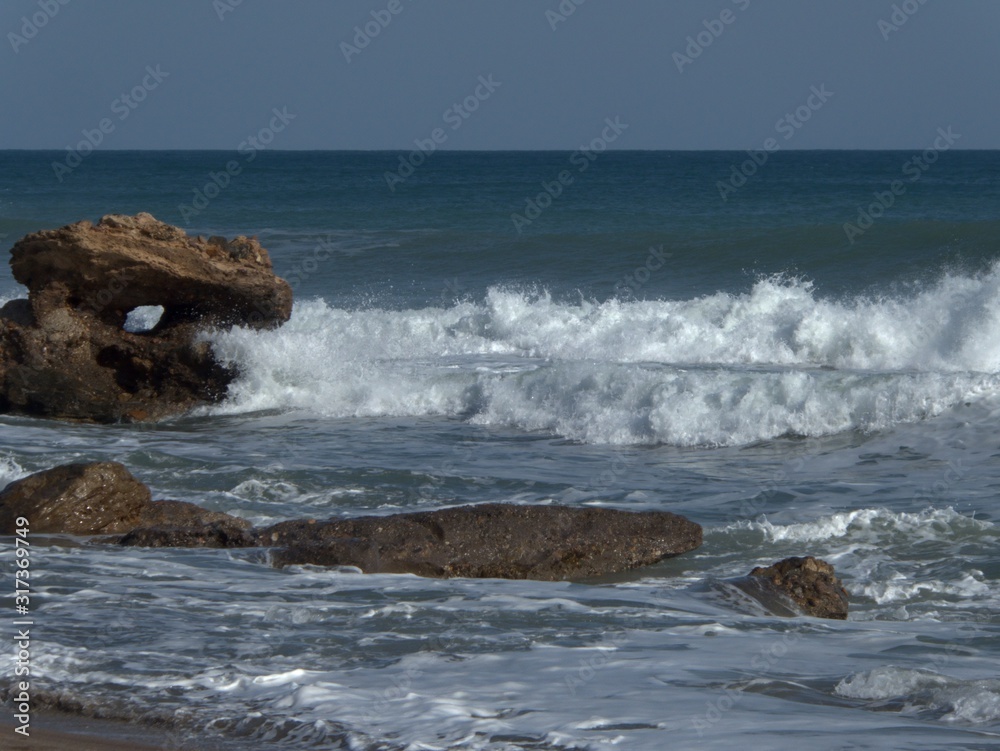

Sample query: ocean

[1,150,999,750]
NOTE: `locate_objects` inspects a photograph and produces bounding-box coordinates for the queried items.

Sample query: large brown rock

[2,461,704,581]
[262,503,703,580]
[0,213,292,422]
[9,213,291,329]
[0,461,255,544]
[118,499,257,548]
[0,462,151,535]
[741,556,850,620]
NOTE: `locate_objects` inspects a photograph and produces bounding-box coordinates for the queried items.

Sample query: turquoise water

[1,151,1000,749]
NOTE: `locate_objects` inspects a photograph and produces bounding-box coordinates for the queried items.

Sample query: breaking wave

[206,269,1000,446]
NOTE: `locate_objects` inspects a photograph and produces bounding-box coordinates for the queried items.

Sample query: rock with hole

[0,213,292,422]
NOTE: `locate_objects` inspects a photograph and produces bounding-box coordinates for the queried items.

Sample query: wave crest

[206,270,1000,445]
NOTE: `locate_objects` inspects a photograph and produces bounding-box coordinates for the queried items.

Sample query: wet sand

[0,712,205,750]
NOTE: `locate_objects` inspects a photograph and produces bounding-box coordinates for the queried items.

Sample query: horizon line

[2,147,998,153]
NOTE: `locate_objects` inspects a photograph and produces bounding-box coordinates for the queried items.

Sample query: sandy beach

[1,713,202,751]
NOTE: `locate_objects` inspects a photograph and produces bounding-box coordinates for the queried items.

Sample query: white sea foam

[206,271,1000,445]
[0,455,27,491]
[835,667,1000,723]
[720,508,999,613]
[733,507,995,545]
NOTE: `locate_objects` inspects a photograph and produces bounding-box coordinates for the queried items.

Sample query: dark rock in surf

[0,213,292,423]
[2,461,703,581]
[122,499,257,547]
[0,462,152,535]
[263,503,703,580]
[738,556,850,620]
[118,518,257,548]
[0,461,255,545]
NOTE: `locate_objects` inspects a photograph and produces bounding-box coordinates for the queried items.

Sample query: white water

[208,272,1000,445]
[4,270,1000,750]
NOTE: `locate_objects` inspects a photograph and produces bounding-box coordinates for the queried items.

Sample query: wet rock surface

[0,213,292,422]
[0,462,151,535]
[740,556,850,620]
[263,503,704,580]
[0,462,703,581]
[119,499,257,548]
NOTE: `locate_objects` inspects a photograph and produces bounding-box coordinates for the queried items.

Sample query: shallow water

[1,151,999,749]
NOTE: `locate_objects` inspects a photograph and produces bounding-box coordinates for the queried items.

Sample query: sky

[1,0,998,150]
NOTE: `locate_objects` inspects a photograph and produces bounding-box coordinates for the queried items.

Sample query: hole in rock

[124,305,165,333]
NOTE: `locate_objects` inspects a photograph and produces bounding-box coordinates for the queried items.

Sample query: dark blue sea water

[2,151,1000,750]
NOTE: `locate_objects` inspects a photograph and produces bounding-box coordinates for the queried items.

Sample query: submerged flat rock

[0,462,703,581]
[263,503,703,580]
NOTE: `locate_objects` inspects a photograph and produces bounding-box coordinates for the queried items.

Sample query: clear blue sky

[2,0,997,150]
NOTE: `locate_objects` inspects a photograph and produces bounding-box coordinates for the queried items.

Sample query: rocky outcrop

[0,213,291,422]
[1,462,703,581]
[262,503,703,580]
[125,499,256,548]
[0,462,151,535]
[0,462,254,541]
[118,516,257,549]
[737,556,850,620]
